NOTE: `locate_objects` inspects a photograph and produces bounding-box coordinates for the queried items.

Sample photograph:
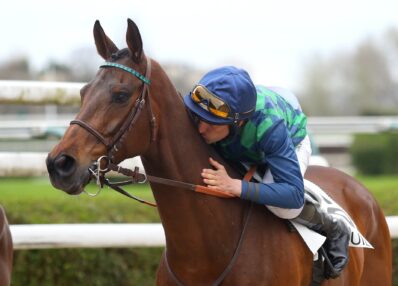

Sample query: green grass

[0,177,160,224]
[356,175,398,215]
[1,175,397,223]
[2,175,397,223]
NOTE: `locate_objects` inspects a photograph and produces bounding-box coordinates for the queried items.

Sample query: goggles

[190,85,232,119]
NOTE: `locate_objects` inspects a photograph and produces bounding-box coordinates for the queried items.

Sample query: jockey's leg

[292,193,350,279]
[263,135,350,278]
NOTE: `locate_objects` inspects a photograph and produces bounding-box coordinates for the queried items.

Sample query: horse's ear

[126,18,143,64]
[93,20,119,60]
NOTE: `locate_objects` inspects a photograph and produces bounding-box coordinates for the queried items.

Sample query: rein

[89,156,239,207]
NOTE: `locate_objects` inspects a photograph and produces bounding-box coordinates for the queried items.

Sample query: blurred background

[0,0,397,285]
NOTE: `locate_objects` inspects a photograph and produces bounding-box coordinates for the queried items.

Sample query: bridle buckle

[87,155,110,196]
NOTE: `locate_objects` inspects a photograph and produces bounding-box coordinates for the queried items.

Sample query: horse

[0,206,13,286]
[46,19,392,285]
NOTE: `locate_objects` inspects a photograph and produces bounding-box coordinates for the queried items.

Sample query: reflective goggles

[190,85,232,119]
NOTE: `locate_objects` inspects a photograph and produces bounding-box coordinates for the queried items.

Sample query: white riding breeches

[265,135,312,219]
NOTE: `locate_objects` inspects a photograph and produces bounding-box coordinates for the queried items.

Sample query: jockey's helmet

[184,66,257,125]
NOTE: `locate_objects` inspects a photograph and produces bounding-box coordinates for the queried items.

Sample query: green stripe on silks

[292,128,307,140]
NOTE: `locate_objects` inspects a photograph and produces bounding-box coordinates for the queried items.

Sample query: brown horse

[0,206,13,286]
[46,19,392,285]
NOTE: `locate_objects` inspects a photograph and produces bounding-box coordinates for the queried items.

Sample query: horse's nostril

[53,154,76,177]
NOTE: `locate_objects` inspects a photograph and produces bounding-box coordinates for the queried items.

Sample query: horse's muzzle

[46,153,90,195]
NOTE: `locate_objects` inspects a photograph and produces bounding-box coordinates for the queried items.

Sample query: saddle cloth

[292,179,374,256]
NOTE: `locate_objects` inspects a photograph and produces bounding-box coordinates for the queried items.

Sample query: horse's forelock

[110,49,130,62]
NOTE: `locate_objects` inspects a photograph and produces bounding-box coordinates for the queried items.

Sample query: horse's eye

[112,92,130,104]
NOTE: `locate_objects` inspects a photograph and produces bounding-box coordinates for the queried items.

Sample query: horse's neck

[143,63,211,180]
[141,63,245,264]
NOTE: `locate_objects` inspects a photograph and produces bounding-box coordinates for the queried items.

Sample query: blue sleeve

[240,121,304,209]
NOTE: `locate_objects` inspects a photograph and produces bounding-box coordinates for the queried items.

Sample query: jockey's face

[197,120,230,144]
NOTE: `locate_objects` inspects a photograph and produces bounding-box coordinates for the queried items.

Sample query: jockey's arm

[240,122,305,209]
[202,122,304,209]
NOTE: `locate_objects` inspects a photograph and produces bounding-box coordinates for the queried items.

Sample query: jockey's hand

[201,157,242,197]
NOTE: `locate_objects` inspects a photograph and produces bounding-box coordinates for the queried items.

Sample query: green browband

[100,62,151,85]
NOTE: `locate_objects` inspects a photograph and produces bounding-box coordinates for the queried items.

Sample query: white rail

[9,217,398,250]
[386,216,398,238]
[0,152,144,176]
[1,80,398,135]
[0,80,82,104]
[0,152,49,176]
[307,116,398,134]
[10,223,165,249]
[1,117,398,138]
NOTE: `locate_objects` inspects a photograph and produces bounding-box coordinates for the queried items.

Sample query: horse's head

[47,19,156,195]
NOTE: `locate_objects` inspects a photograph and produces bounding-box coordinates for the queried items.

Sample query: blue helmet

[184,66,257,125]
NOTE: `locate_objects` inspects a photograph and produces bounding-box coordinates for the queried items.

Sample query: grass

[1,175,397,222]
[356,175,398,215]
[0,177,160,224]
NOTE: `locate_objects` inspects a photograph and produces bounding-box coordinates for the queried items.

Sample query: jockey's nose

[198,120,210,135]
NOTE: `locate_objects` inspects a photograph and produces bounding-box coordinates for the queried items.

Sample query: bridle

[69,56,239,203]
[69,57,161,204]
[69,56,255,285]
[71,57,156,163]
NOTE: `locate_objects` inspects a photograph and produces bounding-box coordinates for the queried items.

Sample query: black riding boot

[293,195,350,279]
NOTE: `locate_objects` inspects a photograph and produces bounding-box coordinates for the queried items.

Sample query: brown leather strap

[70,119,110,148]
[147,175,196,191]
[143,60,157,142]
[108,96,145,150]
[147,165,257,199]
[194,185,235,198]
[243,165,257,182]
[212,202,253,285]
[109,58,153,154]
[103,179,157,207]
[103,164,257,206]
[108,163,146,182]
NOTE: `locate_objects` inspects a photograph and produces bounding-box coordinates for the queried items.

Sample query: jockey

[183,66,350,279]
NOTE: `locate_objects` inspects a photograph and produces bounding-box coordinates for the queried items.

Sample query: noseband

[70,57,156,162]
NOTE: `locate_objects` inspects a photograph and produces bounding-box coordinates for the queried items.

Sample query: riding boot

[292,194,350,279]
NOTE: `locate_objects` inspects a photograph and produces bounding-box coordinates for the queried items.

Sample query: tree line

[298,27,398,116]
[1,27,398,116]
